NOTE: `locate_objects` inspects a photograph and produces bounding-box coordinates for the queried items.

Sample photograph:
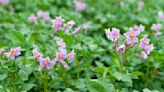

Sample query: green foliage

[0,0,164,91]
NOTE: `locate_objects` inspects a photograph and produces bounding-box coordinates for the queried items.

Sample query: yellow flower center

[142,40,145,44]
[59,54,63,59]
[44,60,49,65]
[55,25,59,28]
[35,53,40,58]
[11,50,16,55]
[130,33,134,38]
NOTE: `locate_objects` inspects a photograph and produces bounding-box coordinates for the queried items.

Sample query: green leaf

[122,74,132,87]
[0,85,3,89]
[64,88,75,92]
[87,79,115,92]
[87,80,106,92]
[21,83,35,91]
[7,31,26,45]
[0,73,7,80]
[132,71,144,76]
[0,43,8,47]
[95,67,105,73]
[113,72,123,81]
[99,79,115,92]
[18,70,28,81]
[18,64,33,81]
[75,79,86,89]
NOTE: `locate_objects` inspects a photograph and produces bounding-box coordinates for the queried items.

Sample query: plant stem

[63,69,68,87]
[103,68,108,78]
[43,70,49,92]
[10,61,16,92]
[119,50,127,73]
[13,73,16,92]
[119,54,124,72]
[76,59,79,79]
[152,68,157,80]
[144,61,150,87]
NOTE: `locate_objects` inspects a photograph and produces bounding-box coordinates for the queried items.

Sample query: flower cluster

[28,14,37,24]
[151,23,162,36]
[33,49,55,71]
[32,39,76,71]
[51,16,65,31]
[55,39,76,68]
[105,27,125,54]
[74,0,87,12]
[139,35,154,59]
[105,24,154,60]
[0,0,9,5]
[132,24,145,32]
[105,28,120,42]
[124,27,140,44]
[72,22,90,34]
[37,10,51,22]
[64,20,76,32]
[139,44,153,59]
[8,47,21,59]
[28,10,51,24]
[33,49,43,61]
[51,16,89,33]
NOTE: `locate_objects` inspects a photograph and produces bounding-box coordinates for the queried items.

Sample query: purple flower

[8,47,21,59]
[72,26,81,34]
[38,57,55,71]
[151,24,162,31]
[32,49,42,61]
[64,20,75,32]
[61,61,68,69]
[117,44,125,53]
[52,16,65,31]
[124,27,140,44]
[43,16,51,22]
[151,24,162,36]
[52,23,62,31]
[154,31,162,36]
[139,51,147,59]
[37,10,49,18]
[139,35,150,49]
[68,50,76,63]
[105,28,120,42]
[74,0,87,12]
[0,0,9,5]
[56,39,66,50]
[82,22,90,30]
[36,10,51,22]
[145,44,154,55]
[157,11,164,20]
[55,50,67,62]
[133,24,145,32]
[28,14,37,24]
[55,16,65,24]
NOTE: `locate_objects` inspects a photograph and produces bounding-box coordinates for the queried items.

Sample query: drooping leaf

[21,83,35,91]
[87,79,115,92]
[87,80,106,92]
[0,73,7,80]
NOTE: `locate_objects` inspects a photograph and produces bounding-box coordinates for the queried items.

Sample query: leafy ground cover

[0,0,164,92]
